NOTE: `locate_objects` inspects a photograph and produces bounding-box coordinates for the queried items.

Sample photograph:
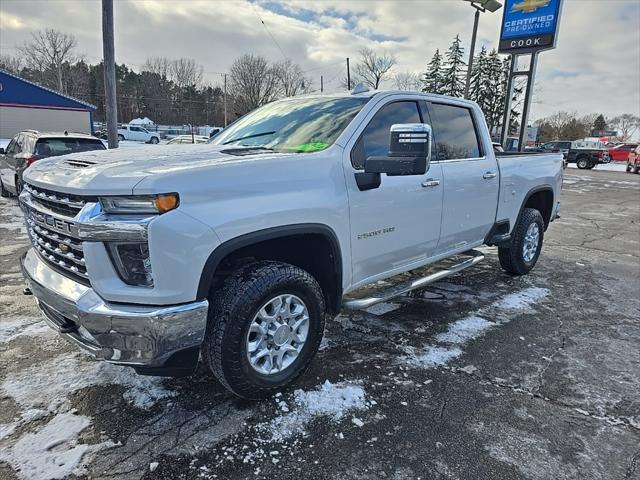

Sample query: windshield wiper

[222,131,276,145]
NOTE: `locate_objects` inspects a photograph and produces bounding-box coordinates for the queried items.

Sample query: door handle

[421,179,440,188]
[483,171,497,179]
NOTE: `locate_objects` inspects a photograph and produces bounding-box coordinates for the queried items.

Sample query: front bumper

[21,248,209,371]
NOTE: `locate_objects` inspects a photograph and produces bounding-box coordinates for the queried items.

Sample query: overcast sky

[1,0,639,121]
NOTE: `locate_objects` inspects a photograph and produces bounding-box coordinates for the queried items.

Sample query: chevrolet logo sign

[511,0,551,13]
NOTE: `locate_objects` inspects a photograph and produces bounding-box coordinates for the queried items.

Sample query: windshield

[211,96,369,153]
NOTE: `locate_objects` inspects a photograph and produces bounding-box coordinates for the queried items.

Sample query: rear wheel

[499,208,544,276]
[576,157,589,169]
[117,134,125,142]
[627,164,633,173]
[202,261,326,399]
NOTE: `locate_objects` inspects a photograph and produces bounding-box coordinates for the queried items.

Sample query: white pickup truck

[19,89,563,399]
[117,124,160,144]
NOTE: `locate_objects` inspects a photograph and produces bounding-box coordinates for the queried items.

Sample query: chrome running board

[343,250,484,310]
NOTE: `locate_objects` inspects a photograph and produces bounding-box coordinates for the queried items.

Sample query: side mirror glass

[0,147,4,155]
[364,123,431,176]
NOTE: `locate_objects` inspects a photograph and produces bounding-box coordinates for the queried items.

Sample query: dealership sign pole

[498,0,564,151]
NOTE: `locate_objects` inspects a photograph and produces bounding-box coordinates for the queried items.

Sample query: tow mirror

[364,123,431,176]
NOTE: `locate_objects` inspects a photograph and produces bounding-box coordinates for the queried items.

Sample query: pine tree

[441,35,466,97]
[593,114,607,133]
[422,49,444,94]
[469,46,489,112]
[483,49,506,135]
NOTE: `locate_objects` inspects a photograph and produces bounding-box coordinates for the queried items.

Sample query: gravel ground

[0,168,638,480]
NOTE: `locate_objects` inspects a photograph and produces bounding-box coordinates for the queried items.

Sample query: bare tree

[142,57,171,79]
[0,54,24,74]
[544,111,576,140]
[229,54,280,114]
[353,48,397,89]
[273,58,311,97]
[610,114,640,141]
[392,71,421,91]
[17,29,77,92]
[169,58,203,89]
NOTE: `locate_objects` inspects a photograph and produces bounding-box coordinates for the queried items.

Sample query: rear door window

[429,103,482,160]
[35,138,106,157]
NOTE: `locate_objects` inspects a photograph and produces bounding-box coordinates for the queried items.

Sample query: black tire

[627,164,633,173]
[15,176,23,195]
[498,208,544,276]
[117,134,125,142]
[202,261,326,399]
[0,179,12,198]
[576,157,589,169]
[586,163,595,170]
[150,137,159,144]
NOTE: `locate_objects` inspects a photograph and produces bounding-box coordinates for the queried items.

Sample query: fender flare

[517,184,555,229]
[196,223,343,307]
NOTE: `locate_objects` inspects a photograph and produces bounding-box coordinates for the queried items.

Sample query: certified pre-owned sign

[498,0,564,54]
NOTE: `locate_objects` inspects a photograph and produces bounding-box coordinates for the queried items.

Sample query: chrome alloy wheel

[523,222,540,263]
[246,294,310,375]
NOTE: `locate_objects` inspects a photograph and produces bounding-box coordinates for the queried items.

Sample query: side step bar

[343,250,484,310]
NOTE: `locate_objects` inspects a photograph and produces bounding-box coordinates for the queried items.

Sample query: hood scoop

[64,159,98,168]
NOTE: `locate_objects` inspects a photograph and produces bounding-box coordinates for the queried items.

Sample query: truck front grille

[23,183,96,218]
[23,183,91,284]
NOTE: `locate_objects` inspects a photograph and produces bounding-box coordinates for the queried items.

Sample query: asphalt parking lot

[0,167,639,480]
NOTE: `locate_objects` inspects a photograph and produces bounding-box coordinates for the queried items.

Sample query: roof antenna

[351,82,369,95]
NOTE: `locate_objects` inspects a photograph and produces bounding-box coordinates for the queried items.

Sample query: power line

[250,2,288,61]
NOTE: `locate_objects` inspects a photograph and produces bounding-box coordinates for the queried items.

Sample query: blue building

[0,69,96,139]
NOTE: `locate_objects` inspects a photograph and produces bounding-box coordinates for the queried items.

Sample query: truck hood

[23,144,293,195]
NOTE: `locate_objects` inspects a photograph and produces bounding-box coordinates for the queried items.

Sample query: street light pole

[462,0,502,100]
[464,8,480,99]
[101,0,118,149]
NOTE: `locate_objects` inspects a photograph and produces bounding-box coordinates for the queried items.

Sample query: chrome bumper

[21,248,209,367]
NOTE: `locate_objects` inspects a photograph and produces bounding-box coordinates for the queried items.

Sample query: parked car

[0,130,106,197]
[627,145,640,174]
[566,144,610,169]
[609,143,638,162]
[167,135,209,145]
[117,125,160,144]
[19,90,562,399]
[534,141,572,159]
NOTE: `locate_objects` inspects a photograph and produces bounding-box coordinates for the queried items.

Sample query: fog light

[106,242,153,286]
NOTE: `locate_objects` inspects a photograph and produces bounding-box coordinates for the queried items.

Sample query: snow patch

[491,287,549,311]
[2,353,176,411]
[435,316,494,344]
[0,413,112,480]
[0,318,53,343]
[258,380,369,442]
[403,345,463,367]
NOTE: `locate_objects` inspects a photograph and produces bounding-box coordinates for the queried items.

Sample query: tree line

[2,28,637,142]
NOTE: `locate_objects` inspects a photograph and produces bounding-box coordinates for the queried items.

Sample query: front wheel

[576,157,589,169]
[202,261,326,399]
[498,208,545,275]
[149,137,159,144]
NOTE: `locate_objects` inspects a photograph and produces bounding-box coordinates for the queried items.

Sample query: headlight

[100,193,179,215]
[106,242,153,286]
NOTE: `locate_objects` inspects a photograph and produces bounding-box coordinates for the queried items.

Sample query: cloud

[0,0,638,120]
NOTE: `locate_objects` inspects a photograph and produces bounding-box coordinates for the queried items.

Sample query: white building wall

[0,106,91,139]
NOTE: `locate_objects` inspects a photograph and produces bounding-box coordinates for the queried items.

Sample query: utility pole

[101,0,118,148]
[223,73,228,127]
[320,75,323,93]
[464,8,480,99]
[346,57,351,91]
